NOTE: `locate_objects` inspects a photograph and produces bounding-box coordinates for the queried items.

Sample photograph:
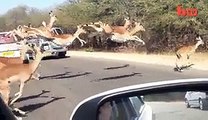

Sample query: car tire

[58,52,66,58]
[199,99,204,110]
[185,98,190,108]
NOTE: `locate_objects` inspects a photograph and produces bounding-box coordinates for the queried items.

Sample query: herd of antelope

[0,11,205,118]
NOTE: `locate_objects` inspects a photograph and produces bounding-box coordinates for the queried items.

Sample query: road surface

[9,56,208,120]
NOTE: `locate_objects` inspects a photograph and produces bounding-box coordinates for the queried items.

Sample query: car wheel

[58,52,66,58]
[185,98,190,108]
[199,99,204,110]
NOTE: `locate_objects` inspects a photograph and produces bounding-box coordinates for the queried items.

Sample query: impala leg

[186,54,192,65]
[130,36,145,45]
[187,54,190,59]
[15,116,23,120]
[10,82,24,105]
[13,107,26,115]
[77,37,86,46]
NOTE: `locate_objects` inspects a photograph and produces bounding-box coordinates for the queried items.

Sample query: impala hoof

[14,92,20,97]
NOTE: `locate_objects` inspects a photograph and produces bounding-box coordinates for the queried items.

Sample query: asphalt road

[146,101,208,120]
[10,56,208,120]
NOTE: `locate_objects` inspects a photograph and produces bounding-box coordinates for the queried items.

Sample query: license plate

[2,51,14,57]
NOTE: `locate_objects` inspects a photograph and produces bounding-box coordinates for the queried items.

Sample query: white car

[0,32,29,60]
[185,91,208,110]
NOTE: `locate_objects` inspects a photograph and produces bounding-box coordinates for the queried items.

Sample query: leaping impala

[0,44,50,115]
[49,25,87,47]
[100,22,146,44]
[111,18,132,34]
[40,11,58,33]
[175,36,204,68]
[8,11,58,39]
[92,18,132,34]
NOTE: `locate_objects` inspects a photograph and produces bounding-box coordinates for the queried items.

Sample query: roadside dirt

[67,51,208,71]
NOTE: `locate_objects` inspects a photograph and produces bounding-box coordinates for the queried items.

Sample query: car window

[98,96,144,120]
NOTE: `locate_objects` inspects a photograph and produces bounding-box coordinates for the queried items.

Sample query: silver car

[185,91,208,110]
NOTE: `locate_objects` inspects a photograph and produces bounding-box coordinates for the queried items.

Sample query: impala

[109,22,146,44]
[0,44,50,115]
[51,25,87,46]
[94,18,132,34]
[175,36,204,69]
[8,11,58,40]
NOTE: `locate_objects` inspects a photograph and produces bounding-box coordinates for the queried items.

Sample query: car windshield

[0,0,208,120]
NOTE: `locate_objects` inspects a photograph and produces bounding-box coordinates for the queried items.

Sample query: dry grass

[67,51,208,71]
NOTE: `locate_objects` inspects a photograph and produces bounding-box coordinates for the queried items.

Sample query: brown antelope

[175,36,204,66]
[47,11,58,30]
[0,44,49,109]
[9,11,58,39]
[111,18,132,34]
[108,22,145,44]
[40,11,58,34]
[97,22,113,34]
[93,18,132,34]
[9,25,43,39]
[50,25,87,46]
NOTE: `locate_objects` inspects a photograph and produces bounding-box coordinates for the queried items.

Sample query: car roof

[70,78,208,120]
[0,32,10,35]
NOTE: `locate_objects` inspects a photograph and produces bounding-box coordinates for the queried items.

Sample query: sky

[0,0,66,14]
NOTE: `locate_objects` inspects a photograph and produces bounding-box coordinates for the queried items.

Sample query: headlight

[43,46,50,50]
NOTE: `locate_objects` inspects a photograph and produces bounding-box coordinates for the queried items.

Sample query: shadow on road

[174,64,194,72]
[92,72,142,82]
[54,72,92,79]
[14,90,50,103]
[40,72,71,80]
[18,96,65,113]
[42,56,70,61]
[40,72,92,80]
[104,64,130,70]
